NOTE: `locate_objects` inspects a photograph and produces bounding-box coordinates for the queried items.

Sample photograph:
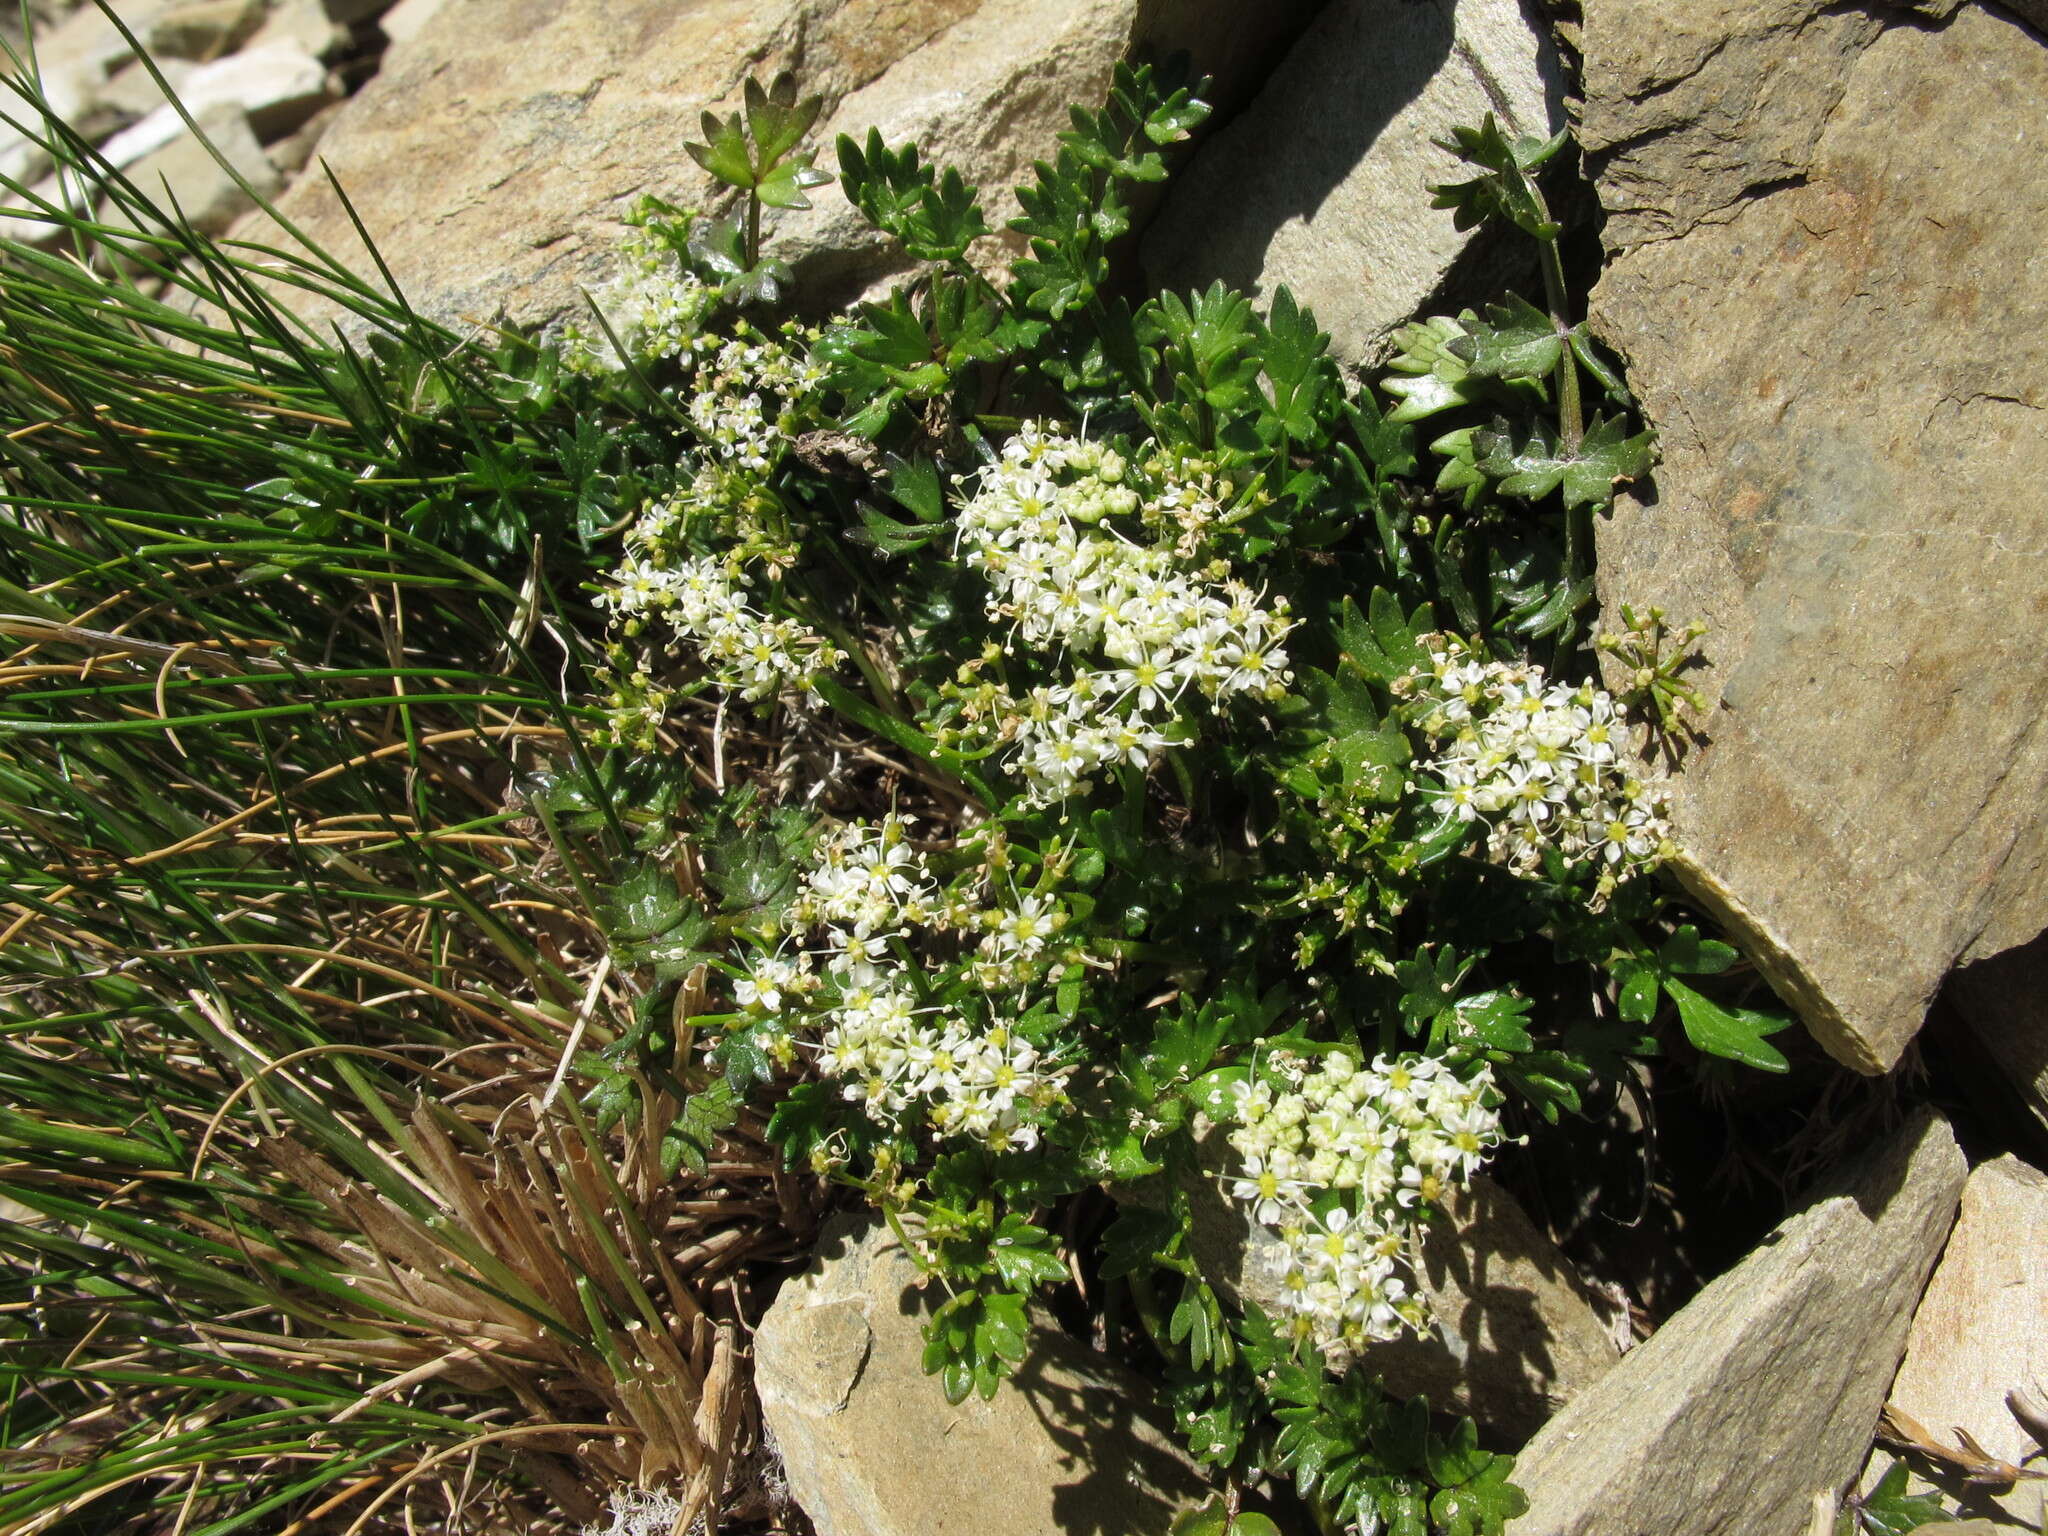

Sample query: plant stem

[1535,224,1582,454]
[745,190,763,271]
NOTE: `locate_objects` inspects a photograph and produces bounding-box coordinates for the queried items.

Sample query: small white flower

[1223,1048,1504,1356]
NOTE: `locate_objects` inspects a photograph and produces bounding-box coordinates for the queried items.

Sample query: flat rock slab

[1142,0,1565,364]
[1584,0,2048,1074]
[114,101,280,236]
[1360,1175,1622,1441]
[227,0,1322,335]
[1511,1110,1965,1536]
[1946,934,2048,1144]
[755,1214,1211,1536]
[1887,1154,2048,1527]
[769,0,1322,303]
[225,0,983,333]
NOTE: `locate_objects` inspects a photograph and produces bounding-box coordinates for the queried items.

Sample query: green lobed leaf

[988,1215,1068,1291]
[1841,1460,1953,1536]
[1169,1495,1281,1536]
[1470,412,1657,512]
[1449,293,1565,382]
[743,72,823,168]
[1616,963,1661,1024]
[687,110,755,190]
[663,1078,742,1177]
[1256,284,1336,444]
[1664,977,1792,1073]
[754,156,832,211]
[1658,924,1737,976]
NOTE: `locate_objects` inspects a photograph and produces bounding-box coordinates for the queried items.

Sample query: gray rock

[226,0,1040,335]
[264,98,345,179]
[243,0,350,61]
[95,57,198,122]
[1358,1175,1623,1440]
[32,0,179,81]
[770,0,1325,305]
[1582,0,2048,1074]
[111,101,279,235]
[1946,934,2048,1143]
[756,1214,1212,1536]
[147,0,268,60]
[369,0,440,48]
[1511,1110,1965,1536]
[97,42,331,166]
[227,0,1323,335]
[0,62,106,186]
[1141,0,1566,364]
[185,41,334,141]
[1886,1155,2048,1528]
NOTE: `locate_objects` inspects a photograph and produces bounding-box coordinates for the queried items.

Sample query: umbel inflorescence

[595,318,841,730]
[1397,633,1673,898]
[1225,1050,1505,1352]
[730,814,1076,1156]
[939,422,1297,803]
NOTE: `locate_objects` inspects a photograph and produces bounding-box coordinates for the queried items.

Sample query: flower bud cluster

[944,422,1296,803]
[1225,1049,1503,1353]
[732,816,1075,1153]
[1396,634,1672,888]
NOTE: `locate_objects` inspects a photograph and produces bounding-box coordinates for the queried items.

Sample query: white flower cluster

[944,423,1296,802]
[681,330,829,475]
[1225,1050,1504,1353]
[596,323,837,711]
[601,550,841,703]
[732,816,1074,1152]
[564,225,713,373]
[1397,635,1672,887]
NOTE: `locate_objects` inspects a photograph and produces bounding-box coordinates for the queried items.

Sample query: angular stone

[225,0,1323,336]
[1886,1155,2048,1527]
[147,0,269,60]
[244,0,351,60]
[1140,0,1566,364]
[756,1214,1211,1536]
[96,57,198,122]
[1361,1176,1623,1439]
[771,0,1324,303]
[112,101,280,235]
[1582,0,2048,1074]
[97,42,332,166]
[1946,934,2048,1143]
[224,0,1006,334]
[264,98,345,179]
[184,41,335,141]
[1511,1111,1965,1536]
[370,0,442,48]
[33,0,180,81]
[0,62,107,186]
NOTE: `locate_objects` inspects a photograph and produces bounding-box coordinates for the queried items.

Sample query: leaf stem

[1534,218,1582,454]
